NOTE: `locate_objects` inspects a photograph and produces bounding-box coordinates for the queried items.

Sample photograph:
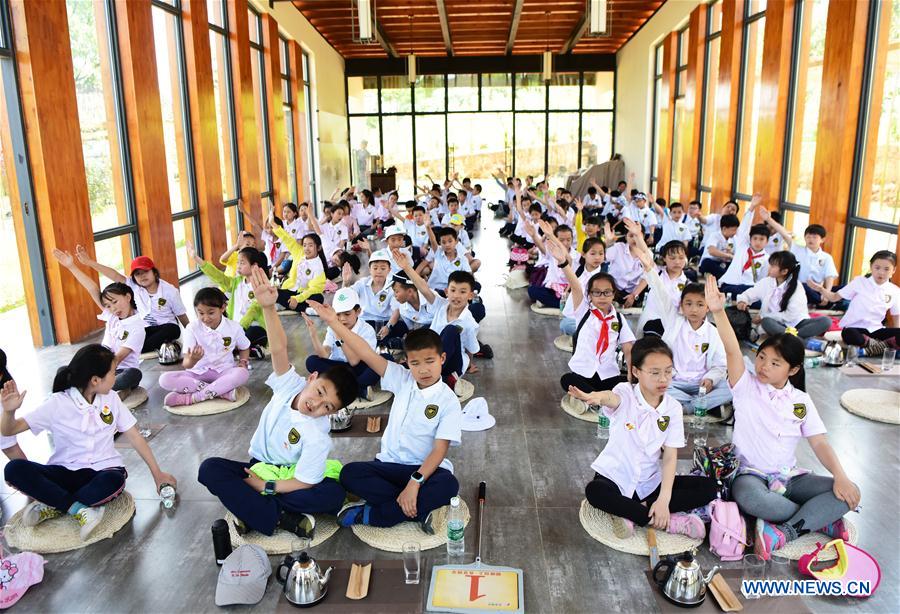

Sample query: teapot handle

[652,558,675,588]
[277,555,295,584]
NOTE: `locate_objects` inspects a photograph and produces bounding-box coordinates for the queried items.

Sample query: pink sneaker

[219,389,237,402]
[611,516,634,539]
[164,392,193,407]
[754,518,786,561]
[818,518,849,541]
[666,513,706,539]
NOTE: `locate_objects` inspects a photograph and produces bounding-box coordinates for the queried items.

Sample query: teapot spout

[319,565,334,588]
[704,566,721,586]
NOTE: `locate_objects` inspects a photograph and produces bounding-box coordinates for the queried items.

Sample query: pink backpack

[708,499,747,561]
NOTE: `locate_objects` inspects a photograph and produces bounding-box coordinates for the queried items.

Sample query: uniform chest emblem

[793,403,807,419]
[120,330,129,341]
[753,261,761,269]
[657,416,670,431]
[288,427,301,444]
[378,293,386,302]
[886,294,892,304]
[223,337,232,348]
[305,268,312,276]
[679,226,685,232]
[424,404,439,420]
[625,422,635,431]
[677,283,685,291]
[773,237,780,244]
[611,321,621,332]
[248,291,255,299]
[454,259,461,267]
[157,297,167,307]
[100,405,114,425]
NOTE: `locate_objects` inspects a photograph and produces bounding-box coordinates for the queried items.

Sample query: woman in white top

[734,251,831,340]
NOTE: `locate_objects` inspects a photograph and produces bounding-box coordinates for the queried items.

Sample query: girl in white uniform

[1,344,175,541]
[705,276,860,560]
[158,288,250,407]
[560,237,606,337]
[633,240,689,336]
[571,337,717,539]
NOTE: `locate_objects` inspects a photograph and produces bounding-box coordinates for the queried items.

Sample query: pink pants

[158,367,248,402]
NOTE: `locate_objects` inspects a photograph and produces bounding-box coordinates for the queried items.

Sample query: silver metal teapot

[277,552,333,607]
[653,549,720,607]
[329,406,356,432]
[157,341,182,366]
[823,341,845,367]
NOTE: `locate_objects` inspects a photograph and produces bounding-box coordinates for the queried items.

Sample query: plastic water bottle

[805,338,826,352]
[446,496,465,556]
[596,412,610,440]
[804,357,821,369]
[160,483,176,509]
[692,386,708,422]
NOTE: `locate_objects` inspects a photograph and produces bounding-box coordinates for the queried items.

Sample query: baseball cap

[369,249,391,264]
[449,213,465,226]
[383,225,407,239]
[633,192,647,201]
[392,270,414,287]
[0,552,45,609]
[215,545,271,606]
[332,287,360,313]
[460,397,495,432]
[130,256,156,272]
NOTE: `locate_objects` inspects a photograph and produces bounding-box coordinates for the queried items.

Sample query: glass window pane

[248,9,260,45]
[350,116,380,188]
[209,30,236,201]
[582,72,614,109]
[279,38,288,76]
[413,74,444,112]
[515,73,545,110]
[514,112,546,178]
[285,108,298,203]
[671,99,686,201]
[207,0,224,27]
[447,112,512,202]
[748,0,767,17]
[548,73,579,110]
[173,217,199,279]
[93,234,135,286]
[67,0,131,234]
[347,76,379,114]
[678,28,689,67]
[547,112,578,188]
[785,0,828,206]
[709,0,722,34]
[651,76,663,180]
[580,112,613,169]
[782,209,809,239]
[302,66,317,205]
[848,226,897,277]
[250,45,271,192]
[701,36,720,188]
[224,204,239,248]
[415,115,445,184]
[447,74,478,112]
[0,141,26,312]
[302,53,309,82]
[380,75,411,113]
[481,73,512,111]
[381,115,414,196]
[153,7,195,214]
[655,45,664,77]
[736,16,765,194]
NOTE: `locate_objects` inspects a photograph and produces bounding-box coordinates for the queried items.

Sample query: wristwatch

[263,480,277,495]
[410,471,425,484]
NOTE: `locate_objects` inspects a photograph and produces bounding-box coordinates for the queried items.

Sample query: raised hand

[184,345,204,368]
[0,380,26,413]
[545,239,568,264]
[301,313,317,333]
[704,275,726,313]
[75,244,93,265]
[306,299,338,325]
[248,267,277,308]
[341,261,353,285]
[750,193,763,210]
[390,247,412,272]
[52,248,75,269]
[185,240,197,264]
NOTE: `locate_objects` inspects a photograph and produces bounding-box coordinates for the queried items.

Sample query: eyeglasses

[639,368,676,381]
[589,290,615,297]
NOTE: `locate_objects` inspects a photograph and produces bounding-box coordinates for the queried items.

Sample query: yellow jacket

[273,225,326,302]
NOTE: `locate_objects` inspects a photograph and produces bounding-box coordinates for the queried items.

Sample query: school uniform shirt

[352,201,377,227]
[283,218,308,241]
[641,268,688,323]
[429,295,480,374]
[404,220,431,248]
[459,200,475,218]
[0,434,17,450]
[701,214,722,247]
[182,317,250,374]
[248,368,332,484]
[320,222,347,258]
[656,217,693,251]
[428,247,472,291]
[393,293,435,329]
[24,388,136,471]
[324,319,377,362]
[513,216,536,240]
[542,247,580,291]
[100,312,145,371]
[261,230,281,267]
[583,195,603,209]
[686,216,703,240]
[231,277,256,321]
[126,278,187,327]
[730,370,826,474]
[568,303,635,379]
[470,194,482,212]
[605,242,644,293]
[377,361,462,472]
[737,277,808,327]
[561,266,604,318]
[699,231,735,264]
[622,204,659,233]
[838,276,900,330]
[386,246,414,274]
[765,234,787,255]
[351,277,394,322]
[590,382,684,498]
[292,257,325,293]
[456,228,472,251]
[721,210,768,285]
[790,245,838,284]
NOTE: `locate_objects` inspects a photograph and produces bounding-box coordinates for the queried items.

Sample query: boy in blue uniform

[198,268,358,538]
[309,299,462,533]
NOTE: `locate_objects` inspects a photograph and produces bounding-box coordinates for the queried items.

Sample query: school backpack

[692,443,740,499]
[508,246,529,271]
[725,306,752,341]
[708,498,748,561]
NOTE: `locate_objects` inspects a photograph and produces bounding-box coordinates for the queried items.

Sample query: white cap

[215,545,271,606]
[460,397,495,432]
[369,249,391,264]
[332,287,360,313]
[384,225,407,239]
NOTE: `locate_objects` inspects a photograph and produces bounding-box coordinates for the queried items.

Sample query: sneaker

[22,501,62,527]
[278,510,316,540]
[754,518,786,561]
[666,512,706,539]
[420,510,435,535]
[818,518,849,541]
[164,392,193,407]
[611,516,634,539]
[337,501,369,527]
[474,344,494,359]
[233,517,250,536]
[219,389,237,402]
[248,346,266,360]
[75,505,105,541]
[864,338,887,357]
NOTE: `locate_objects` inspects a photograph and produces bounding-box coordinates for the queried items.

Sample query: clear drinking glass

[882,348,896,373]
[846,345,860,366]
[741,554,766,599]
[402,541,421,584]
[771,553,792,584]
[692,422,708,448]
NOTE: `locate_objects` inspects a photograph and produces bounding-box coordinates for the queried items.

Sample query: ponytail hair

[100,282,137,311]
[757,333,806,391]
[52,344,116,394]
[769,251,800,313]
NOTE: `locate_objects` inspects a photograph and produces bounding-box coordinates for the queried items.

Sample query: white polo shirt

[100,312,145,371]
[351,277,395,322]
[428,295,480,374]
[352,201,376,227]
[393,292,435,329]
[126,278,186,327]
[737,277,809,327]
[231,277,255,321]
[699,231,735,264]
[590,383,684,499]
[292,257,325,292]
[561,265,604,318]
[657,218,693,251]
[404,220,431,248]
[427,247,471,291]
[182,317,250,374]
[622,204,659,233]
[248,368,332,484]
[568,303,635,379]
[791,245,838,284]
[721,246,768,285]
[324,319,377,362]
[605,242,644,293]
[838,276,900,330]
[283,218,308,241]
[641,267,687,324]
[377,361,462,472]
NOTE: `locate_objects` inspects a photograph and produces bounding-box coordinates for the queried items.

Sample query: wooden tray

[331,414,390,438]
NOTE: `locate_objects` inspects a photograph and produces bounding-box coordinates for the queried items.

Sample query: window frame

[731,0,767,203]
[697,0,723,203]
[650,43,664,194]
[302,49,318,207]
[248,6,273,202]
[208,0,241,215]
[280,35,299,205]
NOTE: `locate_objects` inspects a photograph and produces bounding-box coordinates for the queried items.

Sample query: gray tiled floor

[2,218,898,613]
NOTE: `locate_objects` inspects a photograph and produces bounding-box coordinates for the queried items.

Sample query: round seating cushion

[454,379,474,403]
[554,335,573,353]
[504,269,529,290]
[839,389,900,424]
[351,499,470,552]
[123,386,149,410]
[347,388,393,410]
[578,500,701,556]
[530,303,562,317]
[561,394,597,423]
[164,386,251,416]
[224,512,339,554]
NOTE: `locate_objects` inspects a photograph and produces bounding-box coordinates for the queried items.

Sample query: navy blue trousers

[439,325,464,376]
[527,285,561,309]
[198,457,346,536]
[698,259,729,279]
[305,355,379,398]
[5,459,126,511]
[339,460,459,527]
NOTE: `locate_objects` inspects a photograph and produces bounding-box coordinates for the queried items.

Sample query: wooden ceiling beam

[375,20,399,58]
[505,0,525,54]
[435,0,454,55]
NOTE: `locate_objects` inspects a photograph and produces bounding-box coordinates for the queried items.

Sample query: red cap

[130,256,156,273]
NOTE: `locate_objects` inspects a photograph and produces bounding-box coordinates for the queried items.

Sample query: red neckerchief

[591,308,615,356]
[742,248,764,281]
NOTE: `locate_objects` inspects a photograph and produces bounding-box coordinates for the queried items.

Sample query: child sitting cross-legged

[718,194,770,299]
[198,268,359,538]
[560,236,607,337]
[158,288,250,407]
[571,337,717,539]
[309,301,461,533]
[632,239,689,337]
